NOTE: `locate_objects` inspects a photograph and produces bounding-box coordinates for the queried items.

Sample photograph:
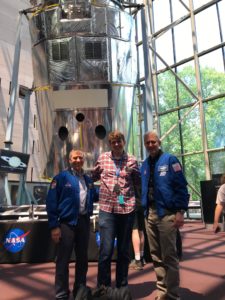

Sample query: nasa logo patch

[51,180,57,189]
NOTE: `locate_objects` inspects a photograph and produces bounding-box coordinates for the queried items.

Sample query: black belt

[149,201,156,208]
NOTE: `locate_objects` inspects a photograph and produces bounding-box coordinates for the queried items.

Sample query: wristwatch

[177,209,186,215]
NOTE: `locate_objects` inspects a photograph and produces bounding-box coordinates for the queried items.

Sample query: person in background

[213,174,225,233]
[176,229,183,261]
[46,150,97,300]
[129,200,146,270]
[92,130,141,291]
[141,131,189,300]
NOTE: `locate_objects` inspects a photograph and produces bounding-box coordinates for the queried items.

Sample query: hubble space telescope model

[28,0,139,178]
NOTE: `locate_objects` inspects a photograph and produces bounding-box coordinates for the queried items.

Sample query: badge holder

[118,195,124,205]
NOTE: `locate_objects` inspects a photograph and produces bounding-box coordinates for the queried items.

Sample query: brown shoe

[129,259,143,270]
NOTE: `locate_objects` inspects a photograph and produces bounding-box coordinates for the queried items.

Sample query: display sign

[0,149,30,174]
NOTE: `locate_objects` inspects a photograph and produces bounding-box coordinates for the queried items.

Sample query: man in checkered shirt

[92,130,141,290]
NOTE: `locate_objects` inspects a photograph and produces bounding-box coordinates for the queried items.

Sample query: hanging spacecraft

[27,0,139,177]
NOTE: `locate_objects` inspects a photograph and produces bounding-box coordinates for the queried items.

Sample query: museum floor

[1,221,225,300]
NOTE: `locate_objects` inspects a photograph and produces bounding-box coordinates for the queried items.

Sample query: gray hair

[143,130,160,141]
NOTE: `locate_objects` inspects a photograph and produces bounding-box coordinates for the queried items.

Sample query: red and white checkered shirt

[92,151,141,214]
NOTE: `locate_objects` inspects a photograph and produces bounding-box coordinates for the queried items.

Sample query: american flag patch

[172,163,181,172]
[51,180,57,189]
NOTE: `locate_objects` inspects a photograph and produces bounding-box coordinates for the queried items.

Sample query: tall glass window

[137,0,225,199]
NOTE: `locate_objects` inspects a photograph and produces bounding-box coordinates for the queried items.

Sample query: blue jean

[97,210,134,288]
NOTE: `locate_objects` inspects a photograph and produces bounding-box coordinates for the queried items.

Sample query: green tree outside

[157,66,225,200]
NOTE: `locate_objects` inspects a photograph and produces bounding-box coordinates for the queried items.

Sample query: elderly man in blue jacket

[141,131,189,300]
[46,149,97,300]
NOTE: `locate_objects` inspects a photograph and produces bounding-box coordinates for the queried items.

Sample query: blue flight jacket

[141,152,189,217]
[46,170,98,229]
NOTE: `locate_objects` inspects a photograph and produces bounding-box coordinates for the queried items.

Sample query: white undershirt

[71,168,88,215]
[78,174,88,215]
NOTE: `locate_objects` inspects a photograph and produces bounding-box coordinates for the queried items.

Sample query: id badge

[118,195,124,205]
[113,184,120,195]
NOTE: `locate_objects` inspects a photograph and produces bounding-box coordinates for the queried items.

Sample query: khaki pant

[145,208,180,300]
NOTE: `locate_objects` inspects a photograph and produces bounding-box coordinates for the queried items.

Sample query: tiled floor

[1,221,225,300]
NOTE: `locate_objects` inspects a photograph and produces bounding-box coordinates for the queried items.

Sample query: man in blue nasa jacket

[141,131,189,300]
[46,149,97,300]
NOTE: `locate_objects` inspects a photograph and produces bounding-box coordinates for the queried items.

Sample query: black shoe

[92,285,108,298]
[117,286,132,300]
[73,284,84,298]
[73,284,92,300]
[56,294,69,300]
[140,257,146,266]
[155,296,173,300]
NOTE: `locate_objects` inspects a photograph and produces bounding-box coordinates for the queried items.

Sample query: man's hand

[174,212,185,228]
[213,222,221,233]
[213,203,224,233]
[51,227,61,243]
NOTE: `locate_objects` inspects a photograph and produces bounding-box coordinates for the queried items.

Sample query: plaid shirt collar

[108,151,128,160]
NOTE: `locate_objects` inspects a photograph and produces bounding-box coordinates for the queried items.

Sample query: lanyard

[112,158,123,178]
[112,157,125,204]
